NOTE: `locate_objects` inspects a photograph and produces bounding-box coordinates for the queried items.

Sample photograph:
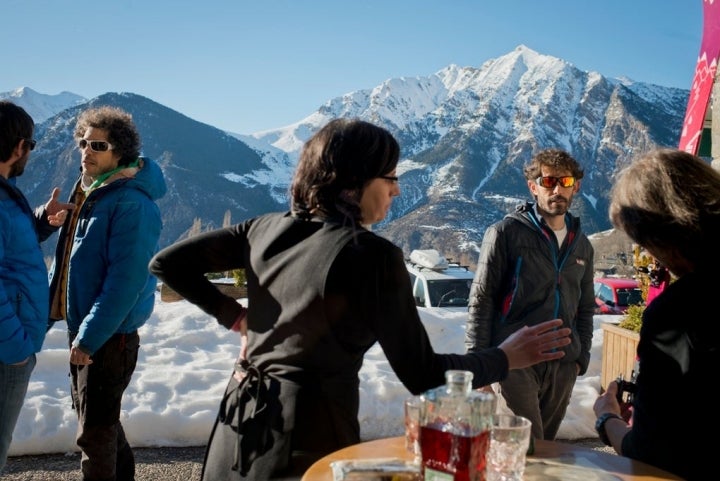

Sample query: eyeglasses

[379,175,399,184]
[78,139,114,152]
[19,138,36,151]
[535,176,576,188]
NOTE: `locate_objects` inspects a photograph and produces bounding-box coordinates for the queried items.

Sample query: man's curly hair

[74,106,141,166]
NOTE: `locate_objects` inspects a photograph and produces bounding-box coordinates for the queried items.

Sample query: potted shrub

[617,304,643,333]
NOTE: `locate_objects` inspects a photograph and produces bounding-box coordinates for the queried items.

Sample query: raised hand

[498,319,571,370]
[45,187,75,226]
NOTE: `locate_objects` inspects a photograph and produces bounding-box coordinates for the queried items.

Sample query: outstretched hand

[45,187,75,226]
[498,319,571,370]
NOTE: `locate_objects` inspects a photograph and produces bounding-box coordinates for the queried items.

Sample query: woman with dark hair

[150,118,571,480]
[593,148,720,481]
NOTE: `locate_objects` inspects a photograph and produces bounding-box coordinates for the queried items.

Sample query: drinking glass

[404,395,422,462]
[486,414,532,481]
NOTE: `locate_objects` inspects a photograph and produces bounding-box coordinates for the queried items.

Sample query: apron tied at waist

[218,359,283,476]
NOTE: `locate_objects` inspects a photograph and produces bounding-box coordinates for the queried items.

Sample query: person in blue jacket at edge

[0,100,75,474]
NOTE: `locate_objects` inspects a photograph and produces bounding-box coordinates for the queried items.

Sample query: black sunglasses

[78,139,114,152]
[535,176,576,188]
[379,175,399,184]
[19,138,36,151]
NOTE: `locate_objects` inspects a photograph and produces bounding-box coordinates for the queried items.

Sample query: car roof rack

[406,249,470,272]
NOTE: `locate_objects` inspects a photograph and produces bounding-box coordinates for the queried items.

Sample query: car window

[597,284,614,304]
[615,287,643,306]
[626,288,644,306]
[427,279,472,307]
[616,289,631,305]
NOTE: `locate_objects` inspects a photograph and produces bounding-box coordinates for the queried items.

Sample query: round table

[301,436,683,481]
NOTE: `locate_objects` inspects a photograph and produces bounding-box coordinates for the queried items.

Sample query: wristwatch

[595,412,624,446]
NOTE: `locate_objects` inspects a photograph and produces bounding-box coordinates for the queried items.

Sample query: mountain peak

[11,86,38,97]
[0,87,87,123]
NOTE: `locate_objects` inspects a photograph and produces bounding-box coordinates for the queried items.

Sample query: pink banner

[679,0,720,154]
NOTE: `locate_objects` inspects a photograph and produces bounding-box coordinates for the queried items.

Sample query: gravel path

[2,445,307,481]
[3,438,614,480]
[3,446,206,481]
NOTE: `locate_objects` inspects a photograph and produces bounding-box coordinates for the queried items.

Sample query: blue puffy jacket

[0,177,56,364]
[48,157,166,354]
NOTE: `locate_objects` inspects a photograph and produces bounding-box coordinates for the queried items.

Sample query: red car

[593,277,644,314]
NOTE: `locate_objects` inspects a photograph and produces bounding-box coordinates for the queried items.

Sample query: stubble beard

[9,152,28,178]
[539,195,571,217]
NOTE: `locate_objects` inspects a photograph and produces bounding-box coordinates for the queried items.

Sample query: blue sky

[1,0,703,134]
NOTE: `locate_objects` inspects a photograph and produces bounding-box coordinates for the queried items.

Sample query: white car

[405,249,475,309]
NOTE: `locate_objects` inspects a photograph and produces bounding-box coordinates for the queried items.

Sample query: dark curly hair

[523,148,584,181]
[290,118,399,224]
[74,106,141,166]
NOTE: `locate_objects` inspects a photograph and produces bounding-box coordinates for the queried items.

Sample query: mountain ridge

[1,45,689,263]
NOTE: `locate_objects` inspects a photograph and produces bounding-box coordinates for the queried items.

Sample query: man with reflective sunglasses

[465,148,595,441]
[0,101,74,474]
[48,106,166,481]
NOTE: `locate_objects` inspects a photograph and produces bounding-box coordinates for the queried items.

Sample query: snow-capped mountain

[12,45,689,263]
[0,87,86,123]
[241,45,688,260]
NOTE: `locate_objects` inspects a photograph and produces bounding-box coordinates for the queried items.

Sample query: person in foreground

[0,101,74,473]
[464,149,595,440]
[150,118,572,480]
[593,148,719,481]
[48,106,166,481]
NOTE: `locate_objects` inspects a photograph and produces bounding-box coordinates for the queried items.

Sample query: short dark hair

[74,106,141,166]
[523,148,584,181]
[0,101,34,163]
[290,118,400,223]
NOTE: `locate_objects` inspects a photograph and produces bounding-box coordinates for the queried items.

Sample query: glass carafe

[419,370,495,481]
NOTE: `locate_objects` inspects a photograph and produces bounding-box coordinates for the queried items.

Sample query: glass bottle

[419,370,495,481]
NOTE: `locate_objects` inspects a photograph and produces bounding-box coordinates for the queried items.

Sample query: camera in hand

[615,374,637,404]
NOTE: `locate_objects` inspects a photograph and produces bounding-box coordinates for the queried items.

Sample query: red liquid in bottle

[420,424,489,481]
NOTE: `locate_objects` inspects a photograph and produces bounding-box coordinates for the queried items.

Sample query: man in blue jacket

[48,106,166,481]
[0,101,74,473]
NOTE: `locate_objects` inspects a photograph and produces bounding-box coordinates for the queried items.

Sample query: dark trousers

[499,360,577,440]
[69,332,139,481]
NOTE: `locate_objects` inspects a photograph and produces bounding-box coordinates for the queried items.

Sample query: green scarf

[89,158,140,191]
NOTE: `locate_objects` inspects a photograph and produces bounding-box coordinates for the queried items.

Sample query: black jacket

[622,265,719,480]
[150,211,510,469]
[465,202,595,374]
